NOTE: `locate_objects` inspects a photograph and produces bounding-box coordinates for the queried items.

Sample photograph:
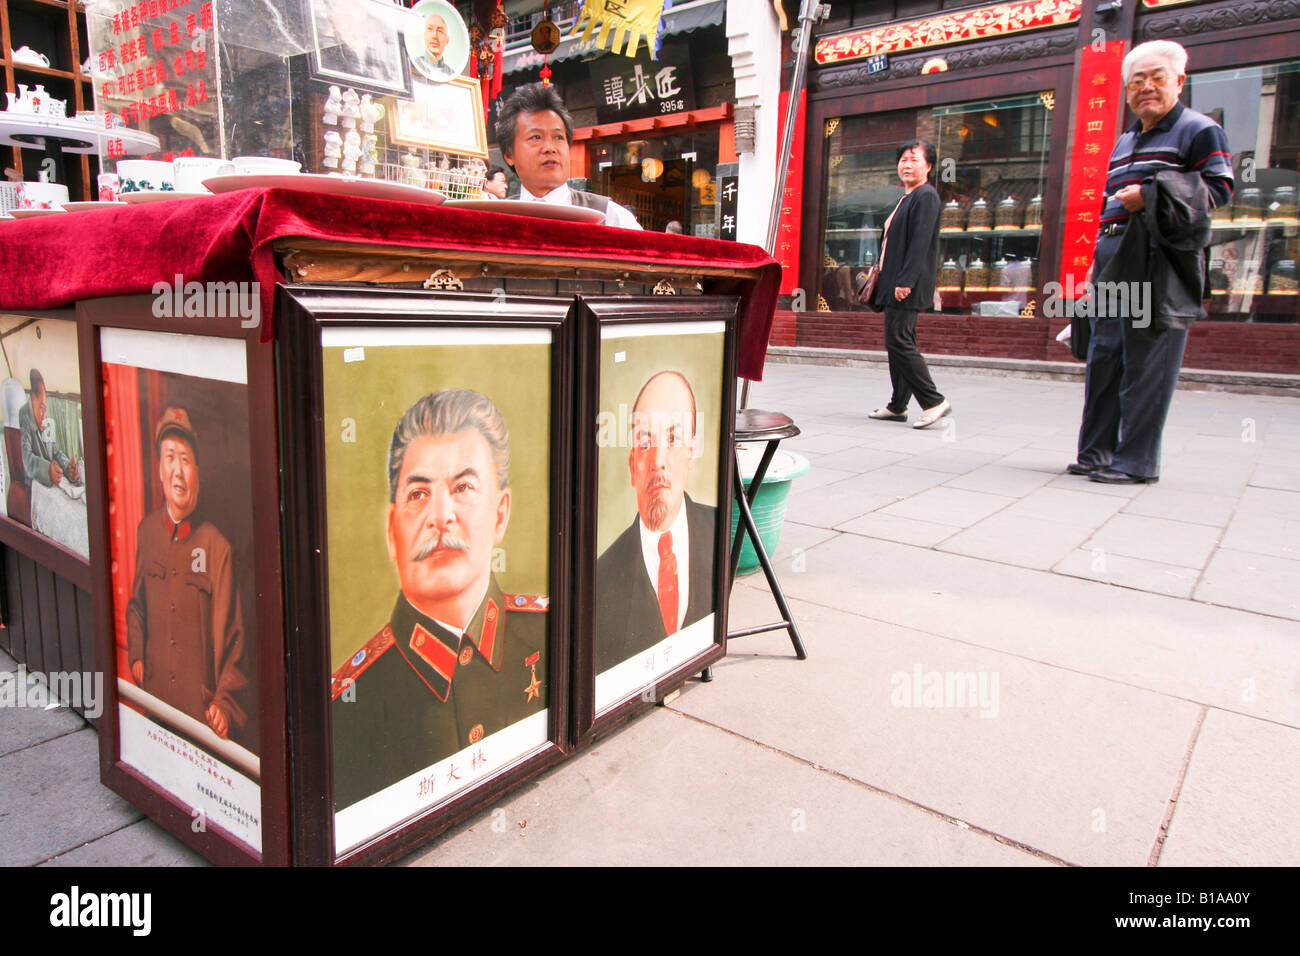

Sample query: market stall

[0,0,782,865]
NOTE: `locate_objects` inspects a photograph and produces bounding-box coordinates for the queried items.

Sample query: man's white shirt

[518,183,643,229]
[637,503,690,631]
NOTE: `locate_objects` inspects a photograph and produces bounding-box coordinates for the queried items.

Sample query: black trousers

[883,305,943,412]
[1076,235,1188,478]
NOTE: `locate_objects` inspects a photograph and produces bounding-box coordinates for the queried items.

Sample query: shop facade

[783,0,1300,373]
[496,0,785,243]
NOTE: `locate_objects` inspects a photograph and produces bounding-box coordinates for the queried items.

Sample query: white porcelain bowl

[231,156,302,176]
[117,160,175,194]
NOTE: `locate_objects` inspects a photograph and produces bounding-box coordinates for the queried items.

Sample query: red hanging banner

[1059,40,1126,298]
[776,88,806,297]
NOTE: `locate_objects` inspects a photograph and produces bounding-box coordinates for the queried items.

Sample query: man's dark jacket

[1096,170,1213,338]
[594,496,715,672]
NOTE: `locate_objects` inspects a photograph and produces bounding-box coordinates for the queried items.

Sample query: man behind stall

[495,83,642,229]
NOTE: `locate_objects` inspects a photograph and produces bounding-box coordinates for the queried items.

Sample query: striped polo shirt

[1099,101,1234,230]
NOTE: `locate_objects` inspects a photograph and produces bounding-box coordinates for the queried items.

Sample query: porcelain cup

[231,156,302,176]
[117,160,175,193]
[174,156,234,192]
[17,181,69,210]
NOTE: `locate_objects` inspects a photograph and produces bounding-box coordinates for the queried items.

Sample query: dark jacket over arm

[873,184,941,312]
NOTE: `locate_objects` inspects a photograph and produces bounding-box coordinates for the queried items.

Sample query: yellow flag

[571,0,666,59]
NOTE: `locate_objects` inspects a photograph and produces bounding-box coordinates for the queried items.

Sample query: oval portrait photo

[405,0,470,83]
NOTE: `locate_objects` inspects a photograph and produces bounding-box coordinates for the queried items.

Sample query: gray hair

[1123,41,1188,85]
[388,390,510,501]
[496,82,574,158]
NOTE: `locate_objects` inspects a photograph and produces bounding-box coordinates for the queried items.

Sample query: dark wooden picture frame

[307,0,414,99]
[78,295,289,867]
[276,286,575,866]
[572,295,739,746]
[0,309,92,594]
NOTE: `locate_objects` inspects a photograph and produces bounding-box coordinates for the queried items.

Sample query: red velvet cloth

[0,189,780,379]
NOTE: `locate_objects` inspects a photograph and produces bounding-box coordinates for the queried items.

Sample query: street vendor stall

[0,186,779,865]
[0,0,782,865]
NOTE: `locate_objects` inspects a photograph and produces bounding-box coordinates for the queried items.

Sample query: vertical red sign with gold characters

[776,88,806,296]
[1060,40,1126,297]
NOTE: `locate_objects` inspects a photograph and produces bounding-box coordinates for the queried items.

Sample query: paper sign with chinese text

[1059,41,1126,297]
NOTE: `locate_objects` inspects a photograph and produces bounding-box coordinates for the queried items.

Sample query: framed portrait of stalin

[277,287,575,864]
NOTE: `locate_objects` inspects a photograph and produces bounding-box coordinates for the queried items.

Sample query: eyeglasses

[1126,70,1174,92]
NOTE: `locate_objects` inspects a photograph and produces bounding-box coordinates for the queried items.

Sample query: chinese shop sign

[775,89,806,296]
[589,42,695,125]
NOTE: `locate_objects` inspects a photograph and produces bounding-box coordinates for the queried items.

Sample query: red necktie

[658,531,679,636]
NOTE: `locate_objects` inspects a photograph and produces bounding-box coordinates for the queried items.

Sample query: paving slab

[785,464,857,492]
[944,464,1058,498]
[896,446,1002,476]
[804,445,909,474]
[999,486,1130,526]
[783,431,870,456]
[937,513,1093,570]
[679,590,1198,866]
[40,819,207,867]
[877,485,1015,528]
[1194,548,1300,621]
[1053,548,1198,599]
[784,481,898,530]
[1083,513,1223,569]
[772,533,1300,726]
[1121,488,1238,527]
[838,511,964,548]
[1159,710,1300,867]
[402,705,1042,867]
[0,678,87,754]
[0,728,142,867]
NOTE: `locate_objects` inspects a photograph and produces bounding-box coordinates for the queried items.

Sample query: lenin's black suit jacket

[595,495,716,672]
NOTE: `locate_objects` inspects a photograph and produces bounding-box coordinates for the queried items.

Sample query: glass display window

[821,93,1053,314]
[587,131,720,235]
[1186,60,1300,322]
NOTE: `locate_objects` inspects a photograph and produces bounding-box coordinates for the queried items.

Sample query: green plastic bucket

[729,446,811,575]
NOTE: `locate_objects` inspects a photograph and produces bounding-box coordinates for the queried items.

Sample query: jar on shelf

[995,197,1021,230]
[1234,188,1265,222]
[965,257,989,291]
[967,198,991,230]
[940,200,964,231]
[938,257,962,290]
[1208,258,1229,296]
[1267,186,1298,222]
[989,257,1010,290]
[1025,195,1043,228]
[1268,259,1298,295]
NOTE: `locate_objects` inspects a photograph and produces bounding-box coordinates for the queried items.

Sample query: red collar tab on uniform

[473,599,500,671]
[165,511,194,542]
[408,623,458,696]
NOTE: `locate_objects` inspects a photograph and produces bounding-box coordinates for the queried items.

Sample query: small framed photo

[277,286,574,865]
[389,75,488,158]
[0,312,90,576]
[573,296,739,737]
[308,0,412,99]
[403,0,471,83]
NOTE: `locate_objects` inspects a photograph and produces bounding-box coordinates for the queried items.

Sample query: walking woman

[867,140,951,429]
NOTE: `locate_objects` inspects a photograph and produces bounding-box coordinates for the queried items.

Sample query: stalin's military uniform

[330,575,547,811]
[126,509,250,738]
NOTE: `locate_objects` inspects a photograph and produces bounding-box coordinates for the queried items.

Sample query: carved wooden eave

[1139,0,1300,38]
[812,29,1078,91]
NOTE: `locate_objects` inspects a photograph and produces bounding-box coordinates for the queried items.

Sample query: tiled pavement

[3,361,1297,866]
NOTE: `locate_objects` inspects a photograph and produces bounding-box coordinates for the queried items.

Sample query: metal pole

[764,0,827,255]
[744,1,826,410]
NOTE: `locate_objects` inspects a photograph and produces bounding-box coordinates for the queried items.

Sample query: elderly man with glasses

[1069,40,1233,485]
